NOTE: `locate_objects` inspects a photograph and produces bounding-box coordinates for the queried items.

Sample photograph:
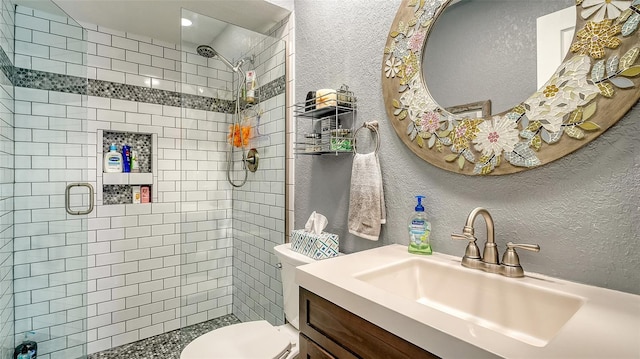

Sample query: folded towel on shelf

[348,152,386,241]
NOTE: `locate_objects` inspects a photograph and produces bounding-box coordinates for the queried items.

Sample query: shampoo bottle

[408,195,432,255]
[103,143,123,173]
[122,144,131,173]
[245,70,256,104]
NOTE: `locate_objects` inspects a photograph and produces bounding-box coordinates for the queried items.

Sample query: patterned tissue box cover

[290,229,339,260]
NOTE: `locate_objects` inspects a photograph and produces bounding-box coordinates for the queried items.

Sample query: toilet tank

[274,243,315,330]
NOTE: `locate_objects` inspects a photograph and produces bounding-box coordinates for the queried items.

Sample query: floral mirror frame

[382,0,640,175]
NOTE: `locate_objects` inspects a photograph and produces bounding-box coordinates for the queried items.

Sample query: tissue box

[290,229,339,260]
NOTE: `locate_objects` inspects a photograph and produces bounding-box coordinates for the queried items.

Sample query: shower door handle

[65,182,95,215]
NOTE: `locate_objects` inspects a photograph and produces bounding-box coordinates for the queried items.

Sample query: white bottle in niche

[104,143,123,173]
[132,186,141,204]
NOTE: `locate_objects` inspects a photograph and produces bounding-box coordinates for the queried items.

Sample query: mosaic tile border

[257,75,286,103]
[14,67,88,94]
[90,79,236,113]
[1,43,285,114]
[0,47,12,85]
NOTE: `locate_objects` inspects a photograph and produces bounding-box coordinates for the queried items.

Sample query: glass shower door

[177,6,287,352]
[12,1,89,357]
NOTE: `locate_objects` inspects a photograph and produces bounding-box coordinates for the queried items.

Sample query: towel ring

[353,121,380,155]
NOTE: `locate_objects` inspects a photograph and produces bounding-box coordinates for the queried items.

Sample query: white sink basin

[354,257,585,347]
[296,244,640,358]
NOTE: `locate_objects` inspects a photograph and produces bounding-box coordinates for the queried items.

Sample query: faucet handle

[502,242,540,267]
[451,230,481,260]
[451,226,475,240]
[508,242,540,251]
[451,233,472,241]
[501,242,540,277]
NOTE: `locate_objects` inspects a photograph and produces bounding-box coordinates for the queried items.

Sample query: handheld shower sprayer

[196,44,258,187]
[196,45,246,73]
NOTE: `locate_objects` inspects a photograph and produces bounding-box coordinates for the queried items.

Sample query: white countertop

[296,244,640,359]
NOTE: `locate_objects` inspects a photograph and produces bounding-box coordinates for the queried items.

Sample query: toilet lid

[180,320,292,359]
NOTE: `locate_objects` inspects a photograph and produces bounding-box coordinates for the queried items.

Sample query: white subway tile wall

[13,7,92,357]
[12,5,288,357]
[0,0,14,358]
[232,16,290,325]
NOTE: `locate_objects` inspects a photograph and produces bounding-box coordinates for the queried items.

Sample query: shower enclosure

[178,7,288,340]
[0,0,288,358]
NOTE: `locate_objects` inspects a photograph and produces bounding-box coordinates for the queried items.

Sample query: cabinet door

[299,334,338,359]
[300,288,439,359]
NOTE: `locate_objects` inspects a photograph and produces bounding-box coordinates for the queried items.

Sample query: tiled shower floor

[88,314,241,359]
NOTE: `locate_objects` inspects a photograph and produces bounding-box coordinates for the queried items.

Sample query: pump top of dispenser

[109,143,117,151]
[414,195,425,212]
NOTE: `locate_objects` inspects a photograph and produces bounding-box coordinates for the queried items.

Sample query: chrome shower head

[196,45,237,72]
[196,44,217,58]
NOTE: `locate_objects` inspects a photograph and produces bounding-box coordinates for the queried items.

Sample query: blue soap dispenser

[408,195,432,255]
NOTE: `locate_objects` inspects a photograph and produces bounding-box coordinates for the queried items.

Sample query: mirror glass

[423,0,575,115]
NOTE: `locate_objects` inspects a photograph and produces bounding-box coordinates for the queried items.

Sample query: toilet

[180,243,316,359]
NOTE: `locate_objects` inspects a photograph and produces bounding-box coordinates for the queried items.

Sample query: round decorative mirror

[382,0,640,175]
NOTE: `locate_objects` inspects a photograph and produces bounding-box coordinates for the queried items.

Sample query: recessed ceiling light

[181,18,192,27]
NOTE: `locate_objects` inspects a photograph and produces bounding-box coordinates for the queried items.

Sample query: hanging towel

[348,152,386,241]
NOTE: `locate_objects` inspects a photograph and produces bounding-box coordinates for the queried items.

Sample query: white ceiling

[15,0,291,46]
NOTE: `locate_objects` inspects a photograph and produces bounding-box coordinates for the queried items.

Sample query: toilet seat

[180,321,293,359]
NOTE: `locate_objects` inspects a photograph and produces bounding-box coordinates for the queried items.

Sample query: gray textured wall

[294,0,640,294]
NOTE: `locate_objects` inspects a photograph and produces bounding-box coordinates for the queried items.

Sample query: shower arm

[216,52,235,71]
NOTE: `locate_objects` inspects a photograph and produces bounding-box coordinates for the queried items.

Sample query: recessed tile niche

[97,130,158,205]
[103,131,153,172]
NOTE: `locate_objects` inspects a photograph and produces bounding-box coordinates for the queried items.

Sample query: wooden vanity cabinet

[299,287,439,359]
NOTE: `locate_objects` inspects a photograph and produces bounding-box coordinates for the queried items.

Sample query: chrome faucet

[451,207,540,278]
